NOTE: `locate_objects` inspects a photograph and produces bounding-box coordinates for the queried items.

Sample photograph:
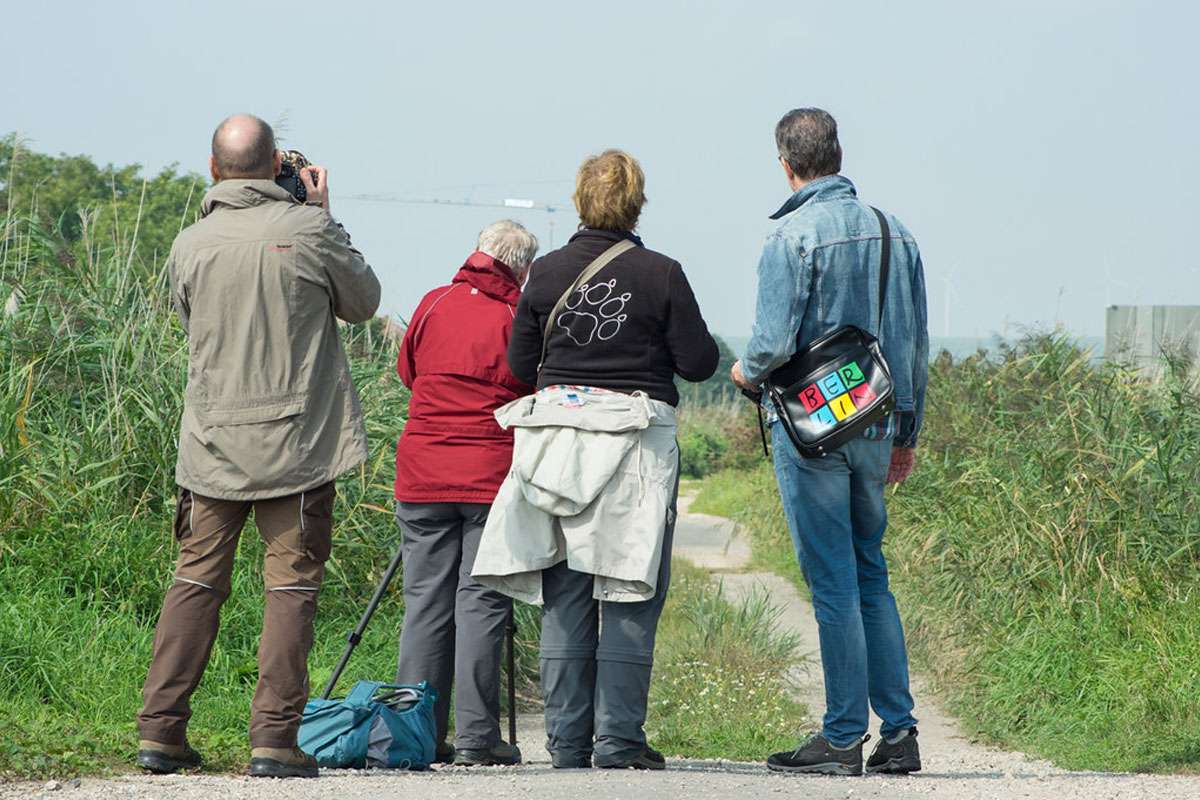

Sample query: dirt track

[5,495,1199,800]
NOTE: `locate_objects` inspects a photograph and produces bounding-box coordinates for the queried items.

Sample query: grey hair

[775,108,842,181]
[477,219,539,276]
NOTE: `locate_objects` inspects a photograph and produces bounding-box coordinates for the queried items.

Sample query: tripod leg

[320,542,405,700]
[507,610,517,745]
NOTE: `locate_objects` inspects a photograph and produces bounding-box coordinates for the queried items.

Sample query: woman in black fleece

[506,150,718,770]
[508,158,717,402]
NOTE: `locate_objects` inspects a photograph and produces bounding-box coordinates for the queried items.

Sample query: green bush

[695,333,1200,772]
[677,404,765,479]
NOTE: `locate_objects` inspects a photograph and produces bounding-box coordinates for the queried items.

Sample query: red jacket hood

[452,251,521,305]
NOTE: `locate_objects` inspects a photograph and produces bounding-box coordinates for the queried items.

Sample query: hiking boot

[136,740,203,774]
[248,746,319,778]
[767,732,867,776]
[595,745,666,771]
[866,727,921,774]
[454,741,522,766]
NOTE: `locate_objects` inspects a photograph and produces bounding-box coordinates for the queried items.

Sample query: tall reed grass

[693,334,1200,772]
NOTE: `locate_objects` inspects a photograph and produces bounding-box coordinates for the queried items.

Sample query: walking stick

[320,542,405,700]
[507,610,518,745]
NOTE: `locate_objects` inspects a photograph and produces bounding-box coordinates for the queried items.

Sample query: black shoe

[595,746,666,771]
[767,732,866,776]
[551,752,592,769]
[434,742,456,765]
[136,741,203,774]
[454,741,522,766]
[248,747,319,779]
[866,727,921,774]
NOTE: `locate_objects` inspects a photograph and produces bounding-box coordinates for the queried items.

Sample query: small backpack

[299,680,438,770]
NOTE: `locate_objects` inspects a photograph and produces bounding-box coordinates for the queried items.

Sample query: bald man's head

[211,114,277,179]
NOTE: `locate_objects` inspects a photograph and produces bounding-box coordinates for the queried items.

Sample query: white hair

[477,219,539,278]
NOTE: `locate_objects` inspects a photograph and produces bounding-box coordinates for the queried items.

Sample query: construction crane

[343,194,570,248]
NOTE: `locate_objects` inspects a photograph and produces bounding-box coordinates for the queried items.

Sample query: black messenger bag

[765,207,896,458]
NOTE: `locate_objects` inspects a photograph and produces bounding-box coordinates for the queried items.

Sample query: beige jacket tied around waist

[472,386,679,604]
[169,180,381,500]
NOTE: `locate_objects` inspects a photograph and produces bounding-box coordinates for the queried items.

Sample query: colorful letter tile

[799,384,826,413]
[830,393,858,421]
[838,361,865,388]
[848,382,878,407]
[811,405,837,430]
[819,372,847,401]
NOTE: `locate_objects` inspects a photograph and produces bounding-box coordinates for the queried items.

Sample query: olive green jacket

[169,179,381,500]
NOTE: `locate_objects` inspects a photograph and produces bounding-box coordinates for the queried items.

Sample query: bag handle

[870,206,891,335]
[538,239,635,374]
[346,680,385,705]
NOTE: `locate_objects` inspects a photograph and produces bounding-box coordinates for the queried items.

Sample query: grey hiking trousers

[539,477,679,763]
[395,502,512,750]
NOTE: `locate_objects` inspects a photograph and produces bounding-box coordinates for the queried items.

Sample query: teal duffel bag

[298,680,438,770]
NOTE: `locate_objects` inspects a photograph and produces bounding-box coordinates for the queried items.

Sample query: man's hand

[730,360,759,393]
[731,360,763,402]
[300,165,330,214]
[887,446,917,484]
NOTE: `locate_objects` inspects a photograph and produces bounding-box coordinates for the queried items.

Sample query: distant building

[1106,305,1200,378]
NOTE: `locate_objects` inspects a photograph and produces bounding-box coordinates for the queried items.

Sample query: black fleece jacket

[508,229,719,406]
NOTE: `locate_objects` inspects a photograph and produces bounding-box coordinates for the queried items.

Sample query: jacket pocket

[300,482,336,564]
[173,488,194,541]
[193,394,307,427]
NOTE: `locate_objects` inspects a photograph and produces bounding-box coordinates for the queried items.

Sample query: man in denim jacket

[732,108,929,777]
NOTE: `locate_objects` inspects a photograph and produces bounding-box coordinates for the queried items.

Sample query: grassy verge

[692,336,1200,773]
[650,560,806,759]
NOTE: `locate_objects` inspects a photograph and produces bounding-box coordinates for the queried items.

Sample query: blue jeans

[771,423,917,746]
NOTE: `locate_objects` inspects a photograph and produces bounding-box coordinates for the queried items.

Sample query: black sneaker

[434,742,456,765]
[136,740,203,774]
[595,746,666,770]
[866,727,921,774]
[767,732,867,776]
[454,741,522,766]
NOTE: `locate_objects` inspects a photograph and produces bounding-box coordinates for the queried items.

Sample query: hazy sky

[4,1,1196,338]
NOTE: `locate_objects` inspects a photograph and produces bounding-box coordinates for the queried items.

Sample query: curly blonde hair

[573,149,646,232]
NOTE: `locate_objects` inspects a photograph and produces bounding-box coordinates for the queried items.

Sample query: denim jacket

[742,175,929,448]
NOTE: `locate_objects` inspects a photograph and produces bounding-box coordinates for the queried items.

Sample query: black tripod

[319,542,520,746]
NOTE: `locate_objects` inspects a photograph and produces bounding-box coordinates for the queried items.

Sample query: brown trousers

[137,483,335,748]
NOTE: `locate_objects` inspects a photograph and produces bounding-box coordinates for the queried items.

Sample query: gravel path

[5,494,1199,800]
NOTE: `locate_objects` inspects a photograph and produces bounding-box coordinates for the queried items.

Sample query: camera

[276,149,314,202]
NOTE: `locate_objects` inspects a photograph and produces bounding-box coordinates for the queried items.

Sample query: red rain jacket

[394,252,534,503]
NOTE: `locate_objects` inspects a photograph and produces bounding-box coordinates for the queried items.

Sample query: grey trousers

[539,480,679,763]
[395,502,512,750]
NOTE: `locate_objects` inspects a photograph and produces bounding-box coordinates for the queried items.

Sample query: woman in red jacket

[393,220,537,767]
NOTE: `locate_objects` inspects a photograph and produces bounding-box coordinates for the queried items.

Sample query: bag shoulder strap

[870,206,891,332]
[538,239,635,372]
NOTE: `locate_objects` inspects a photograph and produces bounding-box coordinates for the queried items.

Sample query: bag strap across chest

[538,239,635,373]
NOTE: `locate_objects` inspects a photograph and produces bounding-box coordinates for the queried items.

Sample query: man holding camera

[136,114,380,779]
